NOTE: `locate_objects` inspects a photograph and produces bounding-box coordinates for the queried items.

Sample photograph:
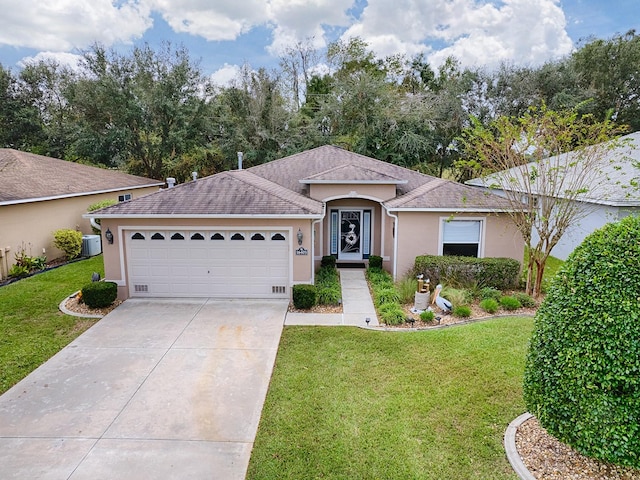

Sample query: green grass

[0,256,104,394]
[248,317,534,480]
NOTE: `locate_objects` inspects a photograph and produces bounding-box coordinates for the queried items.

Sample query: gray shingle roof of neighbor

[89,144,518,217]
[0,149,163,204]
[94,169,324,217]
[466,131,640,207]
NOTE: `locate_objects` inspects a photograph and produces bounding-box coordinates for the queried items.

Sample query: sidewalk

[285,269,379,327]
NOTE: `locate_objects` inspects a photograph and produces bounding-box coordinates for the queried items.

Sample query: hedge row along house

[87,146,524,300]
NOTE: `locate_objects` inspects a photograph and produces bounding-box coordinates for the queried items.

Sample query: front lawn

[0,255,104,394]
[248,317,533,480]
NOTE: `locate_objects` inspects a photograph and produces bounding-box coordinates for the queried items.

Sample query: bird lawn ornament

[432,284,452,314]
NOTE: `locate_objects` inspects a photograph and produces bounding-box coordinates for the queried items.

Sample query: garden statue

[433,284,452,314]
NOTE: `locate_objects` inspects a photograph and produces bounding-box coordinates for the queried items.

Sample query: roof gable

[301,163,408,184]
[0,149,163,204]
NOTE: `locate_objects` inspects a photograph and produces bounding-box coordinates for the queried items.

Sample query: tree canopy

[0,31,638,181]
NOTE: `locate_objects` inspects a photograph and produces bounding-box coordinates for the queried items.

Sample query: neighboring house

[0,149,164,280]
[466,131,640,260]
[87,145,524,300]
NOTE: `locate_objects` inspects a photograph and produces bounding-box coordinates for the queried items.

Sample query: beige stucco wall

[309,183,397,202]
[100,217,316,300]
[0,187,158,280]
[394,211,524,279]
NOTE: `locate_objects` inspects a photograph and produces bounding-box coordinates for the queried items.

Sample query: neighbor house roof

[0,149,163,205]
[466,131,640,207]
[88,144,515,218]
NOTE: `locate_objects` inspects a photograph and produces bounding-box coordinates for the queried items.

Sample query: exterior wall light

[105,228,114,244]
[297,228,303,245]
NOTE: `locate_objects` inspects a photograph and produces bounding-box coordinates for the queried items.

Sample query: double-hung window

[441,219,483,257]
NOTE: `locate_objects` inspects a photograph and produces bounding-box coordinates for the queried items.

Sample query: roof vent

[191,171,198,181]
[237,151,243,170]
[166,177,176,188]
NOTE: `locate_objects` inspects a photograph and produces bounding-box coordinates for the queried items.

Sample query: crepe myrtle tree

[459,104,635,297]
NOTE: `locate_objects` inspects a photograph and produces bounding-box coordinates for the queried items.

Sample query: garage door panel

[126,229,290,298]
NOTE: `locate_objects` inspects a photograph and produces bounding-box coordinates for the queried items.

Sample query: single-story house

[0,149,164,280]
[87,145,524,300]
[466,131,640,260]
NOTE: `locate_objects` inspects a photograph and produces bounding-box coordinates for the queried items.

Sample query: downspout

[311,203,327,282]
[383,204,399,280]
[90,218,101,232]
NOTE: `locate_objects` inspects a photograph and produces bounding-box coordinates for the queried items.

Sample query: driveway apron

[0,298,287,480]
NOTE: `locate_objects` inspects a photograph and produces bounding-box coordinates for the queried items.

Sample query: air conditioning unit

[81,235,102,257]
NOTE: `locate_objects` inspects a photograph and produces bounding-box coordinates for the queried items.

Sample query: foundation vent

[134,284,149,293]
[272,286,286,294]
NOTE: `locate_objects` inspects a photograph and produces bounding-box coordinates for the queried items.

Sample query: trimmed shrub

[479,287,502,301]
[513,292,536,308]
[378,303,405,325]
[53,229,83,260]
[499,295,521,310]
[368,255,383,269]
[293,284,317,309]
[453,305,471,318]
[479,298,499,314]
[420,310,435,322]
[413,255,520,290]
[523,215,640,468]
[320,255,336,269]
[81,281,117,308]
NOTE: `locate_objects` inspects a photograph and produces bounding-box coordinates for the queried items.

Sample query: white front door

[339,210,362,260]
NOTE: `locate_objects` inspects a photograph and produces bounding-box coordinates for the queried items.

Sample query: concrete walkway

[0,299,287,480]
[285,268,379,327]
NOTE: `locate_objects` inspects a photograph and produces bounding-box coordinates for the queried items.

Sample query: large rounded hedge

[523,215,640,468]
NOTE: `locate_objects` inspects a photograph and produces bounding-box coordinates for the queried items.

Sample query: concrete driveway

[0,298,287,479]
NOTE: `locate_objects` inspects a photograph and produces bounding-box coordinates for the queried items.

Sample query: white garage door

[125,229,290,298]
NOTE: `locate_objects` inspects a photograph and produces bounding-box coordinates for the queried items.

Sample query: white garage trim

[120,226,293,298]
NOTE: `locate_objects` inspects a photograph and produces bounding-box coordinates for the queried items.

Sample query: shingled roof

[0,149,163,204]
[89,144,515,217]
[94,170,324,217]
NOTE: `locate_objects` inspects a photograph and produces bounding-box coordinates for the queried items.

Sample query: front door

[339,210,362,260]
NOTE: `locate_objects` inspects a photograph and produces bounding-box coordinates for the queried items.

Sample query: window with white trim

[118,193,132,202]
[441,219,482,257]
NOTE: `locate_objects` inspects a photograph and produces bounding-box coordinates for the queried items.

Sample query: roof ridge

[387,178,447,205]
[228,170,321,211]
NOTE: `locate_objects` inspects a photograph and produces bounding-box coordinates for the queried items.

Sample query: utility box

[81,235,102,257]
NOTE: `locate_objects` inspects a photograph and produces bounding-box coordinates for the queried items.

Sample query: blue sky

[0,0,637,84]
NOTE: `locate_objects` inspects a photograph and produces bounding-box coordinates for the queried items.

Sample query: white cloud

[149,0,270,41]
[210,63,241,87]
[0,0,152,50]
[18,51,84,70]
[341,0,573,69]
